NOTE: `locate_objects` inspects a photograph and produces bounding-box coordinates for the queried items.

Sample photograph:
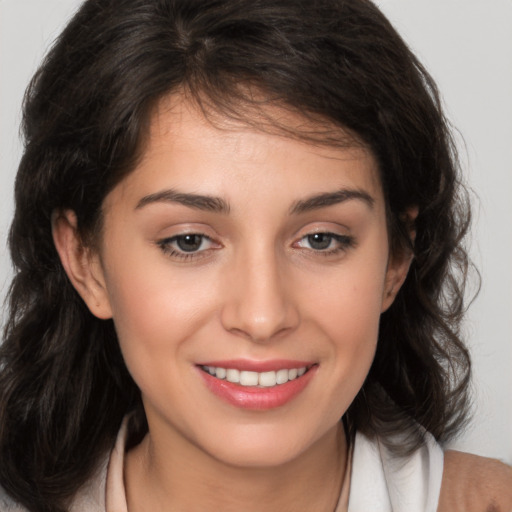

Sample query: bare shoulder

[438,450,512,512]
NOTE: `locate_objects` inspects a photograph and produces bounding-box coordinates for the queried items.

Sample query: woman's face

[73,97,409,467]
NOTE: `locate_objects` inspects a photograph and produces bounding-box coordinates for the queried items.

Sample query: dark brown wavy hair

[0,0,473,510]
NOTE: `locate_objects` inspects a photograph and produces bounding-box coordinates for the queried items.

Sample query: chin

[194,419,339,469]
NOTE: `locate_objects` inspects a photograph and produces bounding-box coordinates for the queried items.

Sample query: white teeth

[240,371,259,386]
[259,371,277,387]
[215,367,227,379]
[226,369,240,383]
[202,365,310,387]
[276,368,289,385]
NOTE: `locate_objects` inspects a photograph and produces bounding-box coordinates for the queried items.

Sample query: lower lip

[197,366,317,410]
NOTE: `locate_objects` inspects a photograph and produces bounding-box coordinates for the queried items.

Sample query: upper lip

[196,359,315,372]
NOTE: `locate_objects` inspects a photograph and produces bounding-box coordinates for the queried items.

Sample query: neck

[125,422,348,512]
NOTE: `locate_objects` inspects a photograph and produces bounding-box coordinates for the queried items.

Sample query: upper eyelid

[159,233,214,246]
[293,223,351,239]
[295,232,353,244]
[155,223,354,244]
[155,225,218,243]
[161,233,211,240]
[156,229,351,242]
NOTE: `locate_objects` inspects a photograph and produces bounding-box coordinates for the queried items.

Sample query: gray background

[1,0,511,463]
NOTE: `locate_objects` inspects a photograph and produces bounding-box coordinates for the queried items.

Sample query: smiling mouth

[200,365,311,388]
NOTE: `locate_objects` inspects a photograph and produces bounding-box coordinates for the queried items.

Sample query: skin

[53,96,413,512]
[438,451,512,512]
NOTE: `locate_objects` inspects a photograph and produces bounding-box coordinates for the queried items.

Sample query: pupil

[308,233,332,250]
[177,235,202,252]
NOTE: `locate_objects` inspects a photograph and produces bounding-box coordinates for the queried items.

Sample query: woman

[0,0,510,511]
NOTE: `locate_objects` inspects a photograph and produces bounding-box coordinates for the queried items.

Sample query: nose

[220,246,300,343]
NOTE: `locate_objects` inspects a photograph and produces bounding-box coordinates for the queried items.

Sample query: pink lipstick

[196,360,317,410]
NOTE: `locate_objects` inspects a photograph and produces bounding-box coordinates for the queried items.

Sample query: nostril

[219,257,300,341]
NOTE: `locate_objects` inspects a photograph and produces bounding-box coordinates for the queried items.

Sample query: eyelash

[294,233,355,256]
[157,234,217,261]
[157,232,355,261]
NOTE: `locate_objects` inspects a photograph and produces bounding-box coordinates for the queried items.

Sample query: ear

[381,206,419,312]
[52,210,113,319]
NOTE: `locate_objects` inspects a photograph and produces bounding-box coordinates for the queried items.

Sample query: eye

[295,232,354,254]
[157,233,218,260]
[173,234,208,252]
[304,233,335,251]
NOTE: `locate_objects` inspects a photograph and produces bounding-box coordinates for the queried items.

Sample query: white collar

[348,430,444,512]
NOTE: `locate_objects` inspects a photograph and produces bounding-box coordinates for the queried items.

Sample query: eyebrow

[135,189,230,213]
[135,187,374,215]
[289,188,375,214]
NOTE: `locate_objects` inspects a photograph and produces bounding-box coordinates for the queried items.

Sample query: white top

[0,423,444,512]
[347,430,444,512]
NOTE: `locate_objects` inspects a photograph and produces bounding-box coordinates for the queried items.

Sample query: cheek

[306,255,387,339]
[298,245,388,391]
[102,255,218,375]
[103,271,222,418]
[318,277,383,415]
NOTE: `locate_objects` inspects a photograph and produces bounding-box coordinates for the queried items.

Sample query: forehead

[146,93,381,179]
[150,92,369,151]
[105,93,385,215]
